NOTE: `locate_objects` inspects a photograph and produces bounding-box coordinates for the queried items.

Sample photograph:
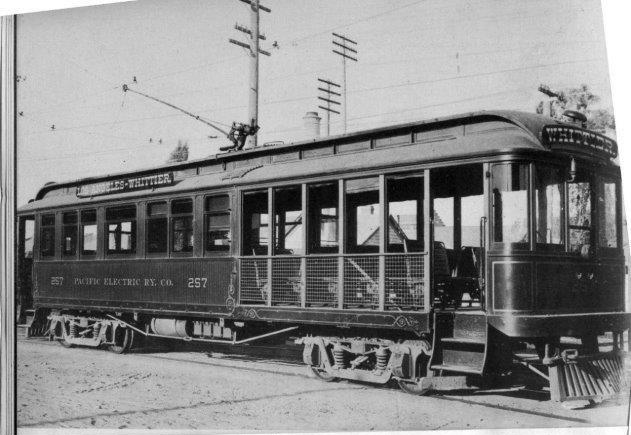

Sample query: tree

[167,140,189,163]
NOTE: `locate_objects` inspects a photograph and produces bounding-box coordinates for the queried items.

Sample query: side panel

[33,258,233,314]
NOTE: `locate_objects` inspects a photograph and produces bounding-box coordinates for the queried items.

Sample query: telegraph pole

[230,0,271,148]
[317,78,341,136]
[332,32,358,133]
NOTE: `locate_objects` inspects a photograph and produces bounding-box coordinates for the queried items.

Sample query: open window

[274,186,303,255]
[386,175,424,253]
[345,177,380,253]
[431,164,484,308]
[242,190,269,255]
[307,182,339,253]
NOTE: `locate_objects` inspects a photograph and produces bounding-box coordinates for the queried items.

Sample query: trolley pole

[332,32,358,133]
[229,0,271,148]
[317,78,341,136]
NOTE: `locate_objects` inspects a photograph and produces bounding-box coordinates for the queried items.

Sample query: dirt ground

[16,337,631,432]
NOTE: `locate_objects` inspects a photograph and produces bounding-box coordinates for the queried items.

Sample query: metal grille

[239,258,268,304]
[385,254,425,310]
[550,352,629,401]
[343,256,379,309]
[306,256,338,307]
[271,257,302,306]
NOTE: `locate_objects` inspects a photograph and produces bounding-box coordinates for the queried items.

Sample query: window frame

[170,197,195,256]
[489,162,531,252]
[105,204,137,257]
[146,201,169,257]
[79,208,98,259]
[61,210,79,258]
[39,213,56,260]
[533,163,566,252]
[204,193,232,256]
[596,173,622,256]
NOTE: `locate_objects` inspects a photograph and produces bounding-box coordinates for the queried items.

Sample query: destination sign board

[76,172,175,197]
[542,125,617,158]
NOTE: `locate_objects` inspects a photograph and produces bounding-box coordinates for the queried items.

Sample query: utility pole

[317,78,341,136]
[332,32,358,133]
[230,0,271,148]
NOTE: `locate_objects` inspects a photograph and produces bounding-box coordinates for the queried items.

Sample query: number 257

[187,277,208,288]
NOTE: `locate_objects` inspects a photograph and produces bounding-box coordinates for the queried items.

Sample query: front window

[568,171,593,254]
[491,163,529,248]
[535,165,564,248]
[598,177,619,249]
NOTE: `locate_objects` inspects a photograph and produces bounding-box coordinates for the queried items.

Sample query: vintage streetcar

[16,110,630,402]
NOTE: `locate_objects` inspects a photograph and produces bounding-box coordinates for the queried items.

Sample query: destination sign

[542,125,617,158]
[76,172,175,197]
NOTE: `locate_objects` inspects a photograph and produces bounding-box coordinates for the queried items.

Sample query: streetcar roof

[18,110,614,213]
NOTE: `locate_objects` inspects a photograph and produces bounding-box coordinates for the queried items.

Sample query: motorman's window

[146,201,167,254]
[386,175,423,252]
[242,190,268,255]
[40,214,55,258]
[205,194,231,252]
[274,186,303,255]
[346,177,380,253]
[568,170,594,254]
[106,205,136,255]
[535,165,564,248]
[491,163,529,248]
[171,198,194,253]
[62,211,78,256]
[81,209,97,255]
[308,182,338,253]
[598,177,618,249]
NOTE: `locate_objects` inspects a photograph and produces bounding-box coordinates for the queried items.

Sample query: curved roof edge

[30,110,560,201]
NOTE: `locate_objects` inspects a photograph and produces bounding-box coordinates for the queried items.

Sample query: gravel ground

[16,337,631,431]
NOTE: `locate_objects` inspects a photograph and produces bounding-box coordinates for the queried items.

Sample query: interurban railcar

[16,110,630,401]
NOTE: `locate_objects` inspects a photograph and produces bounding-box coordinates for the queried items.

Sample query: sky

[15,0,614,205]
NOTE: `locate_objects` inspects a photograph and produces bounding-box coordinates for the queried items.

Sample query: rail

[238,253,427,311]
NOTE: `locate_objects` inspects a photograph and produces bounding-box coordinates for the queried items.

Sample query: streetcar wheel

[109,328,135,354]
[58,321,74,348]
[397,379,431,396]
[58,337,74,348]
[310,366,339,382]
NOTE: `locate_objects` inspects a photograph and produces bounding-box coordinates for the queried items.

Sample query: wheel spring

[68,321,77,338]
[332,344,346,368]
[93,322,101,338]
[375,347,388,372]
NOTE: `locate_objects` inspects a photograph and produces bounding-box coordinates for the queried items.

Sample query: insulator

[68,322,77,338]
[93,323,102,338]
[375,347,388,372]
[332,344,346,368]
